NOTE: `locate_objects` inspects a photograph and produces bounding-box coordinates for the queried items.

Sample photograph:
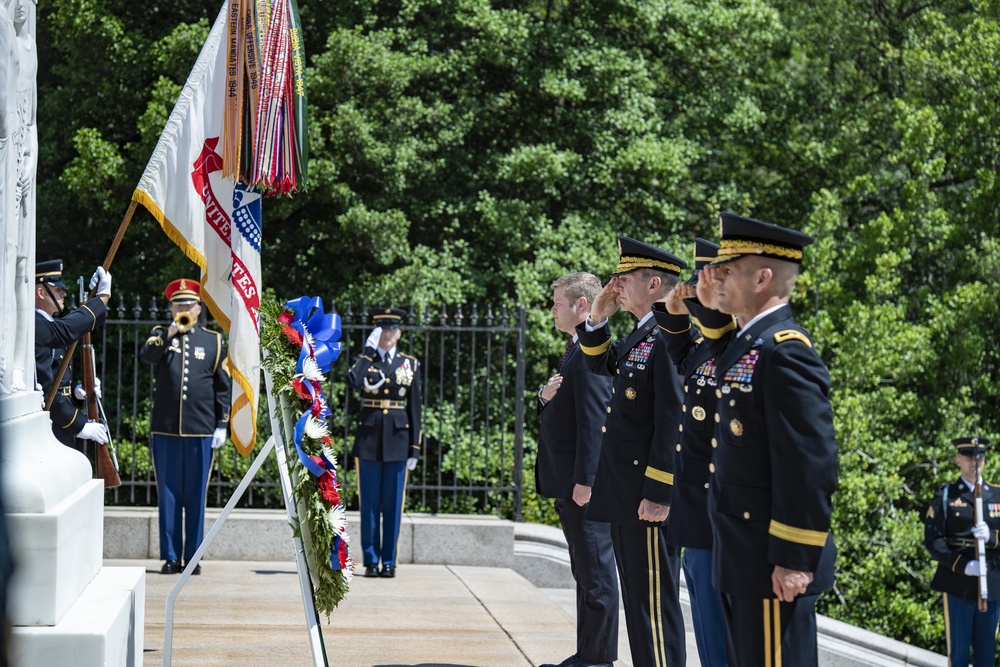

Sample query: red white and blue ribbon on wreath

[279,296,352,576]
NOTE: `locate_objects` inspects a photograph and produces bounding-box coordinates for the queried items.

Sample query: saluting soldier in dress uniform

[140,279,230,575]
[34,259,112,451]
[924,437,1000,667]
[701,213,838,667]
[347,308,421,579]
[652,238,735,667]
[576,237,687,667]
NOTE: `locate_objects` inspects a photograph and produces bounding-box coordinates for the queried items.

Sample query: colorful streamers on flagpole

[220,0,308,195]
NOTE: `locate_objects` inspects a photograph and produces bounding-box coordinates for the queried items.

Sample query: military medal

[722,349,759,384]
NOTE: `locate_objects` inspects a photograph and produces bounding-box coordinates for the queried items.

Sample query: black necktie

[558,341,574,372]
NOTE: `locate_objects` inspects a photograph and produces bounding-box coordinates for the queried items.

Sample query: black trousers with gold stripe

[721,593,819,667]
[610,523,685,667]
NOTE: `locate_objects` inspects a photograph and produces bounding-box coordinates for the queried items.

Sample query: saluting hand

[772,565,814,602]
[589,278,621,324]
[664,283,695,315]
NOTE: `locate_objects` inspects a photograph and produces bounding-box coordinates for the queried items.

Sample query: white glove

[78,422,109,444]
[972,521,991,542]
[88,266,112,297]
[73,377,102,401]
[965,560,982,577]
[406,457,418,471]
[365,327,383,350]
[211,427,227,449]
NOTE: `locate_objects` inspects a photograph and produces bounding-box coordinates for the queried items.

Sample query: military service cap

[713,212,815,266]
[372,308,407,329]
[954,436,990,457]
[36,259,68,290]
[612,237,687,277]
[164,278,201,304]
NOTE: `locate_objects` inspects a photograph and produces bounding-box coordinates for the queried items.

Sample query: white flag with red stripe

[132,4,261,456]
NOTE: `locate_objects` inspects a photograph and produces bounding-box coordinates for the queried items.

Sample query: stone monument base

[1,393,146,667]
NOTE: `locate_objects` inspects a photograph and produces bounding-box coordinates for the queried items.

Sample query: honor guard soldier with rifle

[924,436,1000,667]
[140,279,231,575]
[577,237,687,667]
[699,213,839,667]
[347,308,422,579]
[34,259,112,451]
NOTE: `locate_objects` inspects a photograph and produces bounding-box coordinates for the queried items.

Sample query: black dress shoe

[160,560,182,574]
[539,656,578,667]
[364,565,379,578]
[183,561,201,575]
[379,564,395,578]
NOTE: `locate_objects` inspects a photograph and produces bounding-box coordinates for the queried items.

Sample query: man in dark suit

[701,213,838,667]
[653,238,735,667]
[924,437,1000,667]
[34,259,112,451]
[577,237,687,667]
[537,272,618,667]
[347,308,421,579]
[140,279,231,575]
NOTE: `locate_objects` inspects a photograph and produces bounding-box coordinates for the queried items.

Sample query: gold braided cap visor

[711,238,804,265]
[614,255,682,276]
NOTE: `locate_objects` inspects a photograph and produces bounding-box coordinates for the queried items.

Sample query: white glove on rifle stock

[78,422,109,444]
[972,521,991,543]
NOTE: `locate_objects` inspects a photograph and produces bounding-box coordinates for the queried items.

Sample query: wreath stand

[160,368,328,666]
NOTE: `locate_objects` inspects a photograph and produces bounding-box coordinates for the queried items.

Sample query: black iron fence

[83,294,527,520]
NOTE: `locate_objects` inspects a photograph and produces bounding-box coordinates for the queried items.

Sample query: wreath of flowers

[260,296,352,614]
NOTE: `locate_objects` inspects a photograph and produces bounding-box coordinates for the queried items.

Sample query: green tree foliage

[34,0,1000,652]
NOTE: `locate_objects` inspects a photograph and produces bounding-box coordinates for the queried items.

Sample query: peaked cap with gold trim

[372,307,407,329]
[953,436,990,457]
[36,259,68,290]
[712,212,815,266]
[164,278,201,304]
[612,237,686,277]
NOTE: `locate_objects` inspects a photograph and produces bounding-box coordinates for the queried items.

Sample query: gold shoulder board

[774,329,812,347]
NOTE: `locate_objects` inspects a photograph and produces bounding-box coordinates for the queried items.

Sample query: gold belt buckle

[380,399,391,409]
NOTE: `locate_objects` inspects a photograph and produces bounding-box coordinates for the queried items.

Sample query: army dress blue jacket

[347,346,422,462]
[924,477,1000,600]
[576,316,684,527]
[708,303,838,597]
[35,297,107,447]
[139,324,230,436]
[653,301,737,550]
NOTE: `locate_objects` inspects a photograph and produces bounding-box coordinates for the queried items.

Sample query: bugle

[174,310,196,333]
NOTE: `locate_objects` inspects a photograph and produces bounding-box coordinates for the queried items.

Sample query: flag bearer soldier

[577,237,687,667]
[923,436,1000,667]
[701,213,838,667]
[347,308,421,579]
[34,260,113,451]
[537,272,619,667]
[140,279,231,575]
[652,238,735,667]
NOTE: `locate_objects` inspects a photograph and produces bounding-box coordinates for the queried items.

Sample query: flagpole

[43,199,139,411]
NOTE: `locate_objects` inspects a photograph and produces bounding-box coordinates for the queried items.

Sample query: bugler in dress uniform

[347,308,422,579]
[140,279,231,575]
[924,437,1000,667]
[577,237,688,667]
[702,213,838,667]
